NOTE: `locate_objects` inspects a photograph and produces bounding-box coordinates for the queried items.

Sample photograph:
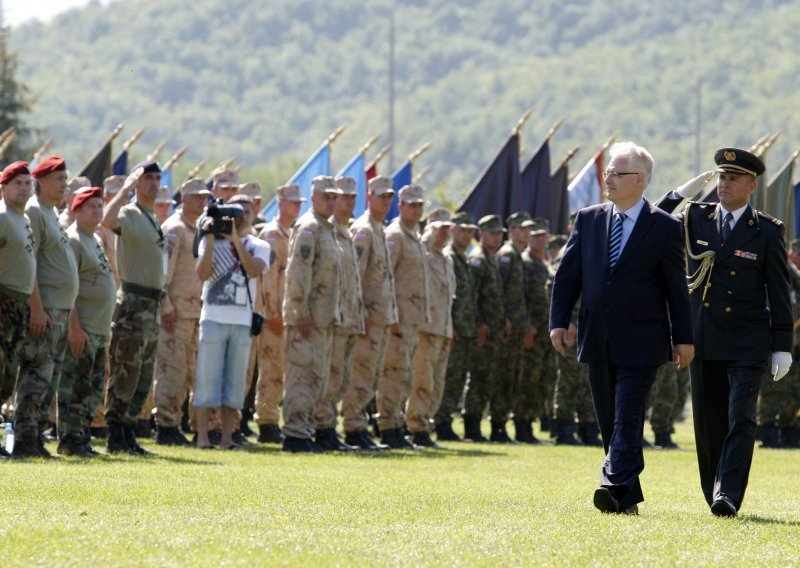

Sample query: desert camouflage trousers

[255,326,284,425]
[314,329,357,430]
[58,331,107,442]
[406,332,451,433]
[282,325,333,439]
[378,323,420,430]
[152,318,198,428]
[342,324,390,432]
[434,335,474,426]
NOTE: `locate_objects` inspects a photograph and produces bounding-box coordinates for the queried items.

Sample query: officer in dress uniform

[656,147,793,517]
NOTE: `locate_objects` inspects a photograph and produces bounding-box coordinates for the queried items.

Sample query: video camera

[205,198,244,238]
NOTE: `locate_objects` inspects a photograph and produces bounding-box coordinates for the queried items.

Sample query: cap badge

[724,151,736,161]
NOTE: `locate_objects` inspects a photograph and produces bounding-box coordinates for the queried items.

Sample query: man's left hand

[771,351,792,381]
[674,344,694,369]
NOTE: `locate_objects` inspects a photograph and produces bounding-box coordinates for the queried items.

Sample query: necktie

[721,212,733,243]
[608,212,626,269]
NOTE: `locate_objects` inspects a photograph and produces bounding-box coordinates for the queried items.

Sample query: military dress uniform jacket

[446,244,478,338]
[351,212,398,326]
[655,195,793,360]
[385,219,431,325]
[283,209,342,328]
[468,245,506,338]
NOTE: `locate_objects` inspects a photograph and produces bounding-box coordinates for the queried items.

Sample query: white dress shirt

[611,198,646,254]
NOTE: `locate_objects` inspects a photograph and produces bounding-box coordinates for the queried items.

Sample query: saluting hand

[121,166,144,197]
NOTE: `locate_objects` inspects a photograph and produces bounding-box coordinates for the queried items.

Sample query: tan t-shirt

[26,195,79,309]
[68,224,116,336]
[115,202,167,292]
[0,201,36,295]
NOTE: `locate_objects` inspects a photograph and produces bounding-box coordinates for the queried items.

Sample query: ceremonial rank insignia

[697,240,709,246]
[733,250,757,260]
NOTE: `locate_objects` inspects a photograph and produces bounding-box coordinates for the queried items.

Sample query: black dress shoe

[621,504,639,515]
[710,495,737,518]
[593,487,620,514]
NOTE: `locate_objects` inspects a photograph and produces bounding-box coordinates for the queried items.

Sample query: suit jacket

[655,193,793,360]
[550,200,693,366]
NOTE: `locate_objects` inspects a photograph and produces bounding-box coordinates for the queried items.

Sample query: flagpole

[367,143,393,170]
[546,118,564,143]
[163,146,188,171]
[326,125,347,147]
[359,133,380,156]
[0,127,14,147]
[0,130,17,158]
[388,0,396,171]
[76,123,124,177]
[32,139,53,162]
[413,165,431,184]
[409,141,432,164]
[186,158,208,180]
[123,127,146,151]
[561,146,580,167]
[147,141,166,162]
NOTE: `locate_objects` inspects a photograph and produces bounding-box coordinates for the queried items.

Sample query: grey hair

[609,141,654,187]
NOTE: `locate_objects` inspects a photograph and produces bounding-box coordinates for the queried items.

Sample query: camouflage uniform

[282,206,342,440]
[648,363,679,444]
[153,211,204,430]
[256,218,291,426]
[379,216,430,431]
[341,210,398,433]
[434,237,478,431]
[15,194,79,446]
[314,217,364,430]
[406,227,454,434]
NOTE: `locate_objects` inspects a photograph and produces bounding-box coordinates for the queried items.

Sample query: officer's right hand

[121,166,144,196]
[29,308,50,338]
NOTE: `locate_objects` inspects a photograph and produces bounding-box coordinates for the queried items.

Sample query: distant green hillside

[9,0,800,202]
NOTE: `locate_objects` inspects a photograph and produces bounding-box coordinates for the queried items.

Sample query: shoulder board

[685,201,712,208]
[756,210,783,226]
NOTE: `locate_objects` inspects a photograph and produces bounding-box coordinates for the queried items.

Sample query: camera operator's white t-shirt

[198,234,270,326]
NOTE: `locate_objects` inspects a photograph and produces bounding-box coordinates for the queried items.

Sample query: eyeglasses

[603,171,639,180]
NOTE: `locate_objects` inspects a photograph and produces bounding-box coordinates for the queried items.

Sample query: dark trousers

[691,359,766,509]
[588,362,658,510]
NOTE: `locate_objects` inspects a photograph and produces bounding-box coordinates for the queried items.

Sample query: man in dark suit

[655,148,793,517]
[550,141,694,515]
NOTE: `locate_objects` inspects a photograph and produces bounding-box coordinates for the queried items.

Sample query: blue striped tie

[608,212,626,269]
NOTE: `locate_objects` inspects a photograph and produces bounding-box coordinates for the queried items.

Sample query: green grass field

[4,419,799,566]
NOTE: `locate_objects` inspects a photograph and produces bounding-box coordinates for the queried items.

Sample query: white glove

[674,170,715,199]
[770,351,792,382]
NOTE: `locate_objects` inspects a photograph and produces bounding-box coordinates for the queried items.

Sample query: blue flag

[337,152,367,217]
[261,143,331,221]
[388,160,412,223]
[113,149,128,175]
[457,134,523,221]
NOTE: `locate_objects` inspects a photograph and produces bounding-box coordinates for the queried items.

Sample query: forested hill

[9,0,800,202]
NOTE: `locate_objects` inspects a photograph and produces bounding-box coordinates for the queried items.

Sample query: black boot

[124,424,154,456]
[411,431,444,449]
[257,423,284,444]
[435,421,461,442]
[539,414,550,433]
[344,429,389,451]
[106,424,130,454]
[239,416,256,439]
[315,428,356,451]
[463,415,487,442]
[282,436,324,453]
[490,421,514,443]
[57,435,95,458]
[760,423,782,448]
[381,427,416,450]
[134,419,153,439]
[156,426,191,447]
[554,418,581,446]
[89,426,108,439]
[654,431,679,449]
[11,432,45,459]
[781,426,800,448]
[577,422,603,447]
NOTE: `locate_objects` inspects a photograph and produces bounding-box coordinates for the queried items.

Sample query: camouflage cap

[368,175,395,195]
[529,217,550,235]
[228,194,253,206]
[549,234,568,248]
[67,176,91,196]
[238,182,262,199]
[180,178,212,196]
[399,184,424,203]
[213,169,240,188]
[277,183,306,202]
[452,211,479,229]
[335,176,357,195]
[478,214,506,232]
[103,175,126,195]
[426,207,453,229]
[507,211,533,228]
[311,175,341,194]
[156,185,173,204]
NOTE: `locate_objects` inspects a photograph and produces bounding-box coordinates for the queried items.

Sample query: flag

[763,154,796,237]
[387,160,412,223]
[337,151,367,217]
[521,140,552,219]
[548,162,570,235]
[366,160,378,182]
[457,133,523,221]
[113,149,128,175]
[567,149,604,212]
[77,138,113,187]
[260,142,331,221]
[794,179,800,239]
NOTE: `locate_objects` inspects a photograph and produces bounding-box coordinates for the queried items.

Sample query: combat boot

[282,436,324,453]
[577,422,603,447]
[490,421,515,443]
[345,429,389,451]
[781,426,800,448]
[134,419,154,439]
[759,423,782,448]
[89,426,107,439]
[654,432,679,449]
[57,436,95,458]
[381,428,416,450]
[37,433,53,458]
[315,428,356,451]
[463,415,487,442]
[106,424,130,454]
[554,418,581,446]
[411,431,444,449]
[11,432,44,459]
[156,426,191,447]
[124,424,155,456]
[435,421,461,442]
[257,423,284,444]
[239,416,256,439]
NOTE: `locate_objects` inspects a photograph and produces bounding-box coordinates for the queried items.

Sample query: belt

[121,282,164,301]
[0,284,30,303]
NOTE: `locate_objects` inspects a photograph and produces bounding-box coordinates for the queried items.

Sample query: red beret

[71,187,104,212]
[31,156,67,179]
[0,161,31,185]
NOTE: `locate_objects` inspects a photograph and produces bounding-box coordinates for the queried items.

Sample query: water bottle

[2,422,14,454]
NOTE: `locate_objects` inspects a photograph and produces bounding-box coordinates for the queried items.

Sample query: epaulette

[756,210,783,226]
[685,200,712,208]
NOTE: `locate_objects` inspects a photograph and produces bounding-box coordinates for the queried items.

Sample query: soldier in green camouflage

[647,362,684,449]
[463,215,508,442]
[494,211,535,443]
[517,217,552,443]
[434,212,479,441]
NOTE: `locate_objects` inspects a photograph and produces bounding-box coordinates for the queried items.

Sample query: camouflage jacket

[522,249,552,335]
[350,212,398,326]
[386,218,430,325]
[333,217,365,335]
[496,241,531,334]
[446,243,478,338]
[468,244,506,338]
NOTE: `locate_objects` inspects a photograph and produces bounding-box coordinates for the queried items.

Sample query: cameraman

[195,195,269,449]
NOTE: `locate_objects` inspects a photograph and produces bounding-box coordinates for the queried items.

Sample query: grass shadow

[740,514,800,526]
[51,453,221,466]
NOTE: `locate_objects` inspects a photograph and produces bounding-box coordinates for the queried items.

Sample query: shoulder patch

[165,232,178,240]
